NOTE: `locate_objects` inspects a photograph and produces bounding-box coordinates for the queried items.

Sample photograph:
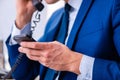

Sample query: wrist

[15,14,32,29]
[68,52,83,75]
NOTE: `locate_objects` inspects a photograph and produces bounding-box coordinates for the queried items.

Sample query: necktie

[56,3,71,43]
[44,3,71,80]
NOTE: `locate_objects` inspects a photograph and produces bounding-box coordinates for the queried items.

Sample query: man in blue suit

[6,0,120,80]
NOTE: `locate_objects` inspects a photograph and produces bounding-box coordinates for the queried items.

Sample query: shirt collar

[68,0,83,10]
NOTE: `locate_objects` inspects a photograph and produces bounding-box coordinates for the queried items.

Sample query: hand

[19,41,83,74]
[15,0,36,29]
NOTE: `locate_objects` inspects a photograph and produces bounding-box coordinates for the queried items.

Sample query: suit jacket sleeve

[93,0,120,79]
[6,35,40,80]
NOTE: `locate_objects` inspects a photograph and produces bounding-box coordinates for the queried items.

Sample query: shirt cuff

[77,55,95,80]
[10,22,31,45]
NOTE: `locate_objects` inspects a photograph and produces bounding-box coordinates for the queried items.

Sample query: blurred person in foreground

[6,0,120,80]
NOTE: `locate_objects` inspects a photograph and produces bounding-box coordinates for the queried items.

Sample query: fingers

[19,41,63,59]
[18,46,52,58]
[25,51,51,65]
[18,42,58,66]
[19,47,42,56]
[20,42,50,50]
[19,47,51,66]
[19,47,48,60]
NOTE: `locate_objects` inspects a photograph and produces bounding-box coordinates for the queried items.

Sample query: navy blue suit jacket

[6,0,120,80]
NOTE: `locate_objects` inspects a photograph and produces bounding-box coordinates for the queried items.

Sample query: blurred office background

[0,0,64,71]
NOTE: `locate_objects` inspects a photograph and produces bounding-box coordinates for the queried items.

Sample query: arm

[15,0,35,29]
[79,0,120,79]
[6,0,40,79]
[93,0,120,79]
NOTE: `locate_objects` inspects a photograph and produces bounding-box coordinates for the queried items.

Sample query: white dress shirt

[10,0,95,80]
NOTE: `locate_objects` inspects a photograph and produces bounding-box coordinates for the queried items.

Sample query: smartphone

[14,34,36,43]
[32,0,44,11]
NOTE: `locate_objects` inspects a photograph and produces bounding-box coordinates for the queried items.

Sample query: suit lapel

[44,9,64,42]
[67,0,94,49]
